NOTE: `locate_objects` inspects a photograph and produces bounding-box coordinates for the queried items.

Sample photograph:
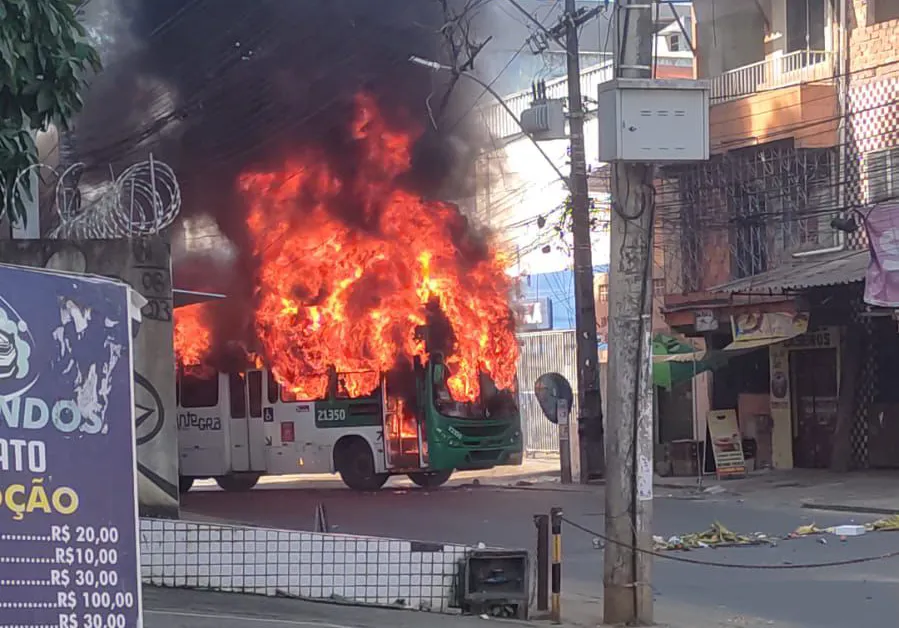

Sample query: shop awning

[654,350,709,363]
[722,333,800,352]
[710,250,868,295]
[652,334,728,390]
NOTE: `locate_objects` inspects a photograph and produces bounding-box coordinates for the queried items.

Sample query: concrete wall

[0,238,179,517]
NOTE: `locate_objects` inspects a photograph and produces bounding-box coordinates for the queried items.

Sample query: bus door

[227,370,267,473]
[382,378,424,469]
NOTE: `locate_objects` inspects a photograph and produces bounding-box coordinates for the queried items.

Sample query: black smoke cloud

[71,0,498,370]
[73,0,488,255]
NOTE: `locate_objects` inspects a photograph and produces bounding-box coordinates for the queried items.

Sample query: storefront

[769,326,841,469]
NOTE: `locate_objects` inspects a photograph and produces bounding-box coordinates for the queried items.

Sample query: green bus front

[417,354,523,472]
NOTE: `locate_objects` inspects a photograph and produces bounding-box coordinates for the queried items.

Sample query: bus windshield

[432,363,490,419]
[432,362,518,420]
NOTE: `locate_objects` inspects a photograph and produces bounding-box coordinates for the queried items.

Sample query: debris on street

[866,514,899,531]
[652,522,774,551]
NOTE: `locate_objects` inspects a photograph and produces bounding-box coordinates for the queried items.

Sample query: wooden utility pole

[508,0,604,483]
[561,0,605,483]
[603,0,656,624]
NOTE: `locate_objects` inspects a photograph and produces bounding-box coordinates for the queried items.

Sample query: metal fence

[517,331,573,455]
[709,50,833,103]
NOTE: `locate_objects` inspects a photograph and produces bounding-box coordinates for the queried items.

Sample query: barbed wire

[560,515,899,570]
[14,156,183,239]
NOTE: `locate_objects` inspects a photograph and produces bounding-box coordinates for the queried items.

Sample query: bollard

[313,502,329,533]
[534,514,550,612]
[550,507,563,624]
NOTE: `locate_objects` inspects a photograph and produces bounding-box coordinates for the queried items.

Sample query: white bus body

[176,368,443,492]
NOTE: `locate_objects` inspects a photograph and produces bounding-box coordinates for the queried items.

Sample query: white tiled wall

[139,518,469,613]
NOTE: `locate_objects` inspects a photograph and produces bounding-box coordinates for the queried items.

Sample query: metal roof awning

[711,249,869,295]
[653,333,799,362]
[722,333,800,352]
[173,289,227,308]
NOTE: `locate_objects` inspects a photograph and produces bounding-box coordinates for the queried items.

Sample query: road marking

[144,608,357,628]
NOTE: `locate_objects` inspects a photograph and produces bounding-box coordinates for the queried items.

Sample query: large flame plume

[174,95,518,403]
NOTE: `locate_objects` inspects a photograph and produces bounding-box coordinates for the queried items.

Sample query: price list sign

[0,265,141,628]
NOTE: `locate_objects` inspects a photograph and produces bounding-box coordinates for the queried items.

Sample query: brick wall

[847,0,899,210]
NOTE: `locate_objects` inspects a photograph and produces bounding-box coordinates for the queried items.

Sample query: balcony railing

[710,50,834,103]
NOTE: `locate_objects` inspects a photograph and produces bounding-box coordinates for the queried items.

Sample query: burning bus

[174,95,522,492]
[176,349,521,493]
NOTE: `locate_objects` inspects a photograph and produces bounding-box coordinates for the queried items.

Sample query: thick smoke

[72,0,500,373]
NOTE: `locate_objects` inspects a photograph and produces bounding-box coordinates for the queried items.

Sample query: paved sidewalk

[557,591,803,628]
[652,468,899,515]
[143,586,788,628]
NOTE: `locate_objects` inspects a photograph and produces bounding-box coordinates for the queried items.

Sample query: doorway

[790,348,838,468]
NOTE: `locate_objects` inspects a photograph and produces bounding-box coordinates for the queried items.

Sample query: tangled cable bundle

[46,158,181,239]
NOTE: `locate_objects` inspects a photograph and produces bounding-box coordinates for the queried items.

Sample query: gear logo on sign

[0,296,38,398]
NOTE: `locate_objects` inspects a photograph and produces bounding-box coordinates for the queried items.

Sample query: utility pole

[558,0,605,483]
[510,0,604,482]
[603,0,656,625]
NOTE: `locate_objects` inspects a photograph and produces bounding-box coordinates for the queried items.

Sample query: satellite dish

[534,372,574,425]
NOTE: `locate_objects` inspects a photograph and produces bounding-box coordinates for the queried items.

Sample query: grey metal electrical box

[521,99,567,141]
[597,78,710,162]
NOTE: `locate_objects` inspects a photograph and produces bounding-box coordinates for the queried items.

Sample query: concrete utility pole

[560,0,605,483]
[603,0,656,624]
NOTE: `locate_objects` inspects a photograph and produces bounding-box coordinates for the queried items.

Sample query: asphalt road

[144,587,524,628]
[181,483,899,628]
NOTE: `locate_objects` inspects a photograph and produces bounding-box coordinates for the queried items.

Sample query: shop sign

[783,326,839,350]
[706,409,746,479]
[731,312,809,342]
[0,264,141,628]
[769,345,790,411]
[517,298,553,332]
[694,309,718,332]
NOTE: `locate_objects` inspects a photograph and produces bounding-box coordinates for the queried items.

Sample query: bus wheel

[215,473,261,492]
[408,470,453,489]
[179,476,194,495]
[336,438,388,492]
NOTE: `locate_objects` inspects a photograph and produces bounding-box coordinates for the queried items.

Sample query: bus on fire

[176,351,522,492]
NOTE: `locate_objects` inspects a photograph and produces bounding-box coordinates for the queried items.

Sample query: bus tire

[215,473,261,492]
[335,437,388,492]
[179,476,194,495]
[408,470,453,489]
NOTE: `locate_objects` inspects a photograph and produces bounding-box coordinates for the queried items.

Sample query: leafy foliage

[0,0,101,226]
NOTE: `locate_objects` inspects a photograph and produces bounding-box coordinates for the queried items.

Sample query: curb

[801,502,899,516]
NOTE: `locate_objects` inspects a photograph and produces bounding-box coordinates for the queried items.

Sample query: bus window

[281,375,327,403]
[266,372,279,405]
[181,371,218,408]
[248,371,263,418]
[336,372,380,399]
[229,373,247,419]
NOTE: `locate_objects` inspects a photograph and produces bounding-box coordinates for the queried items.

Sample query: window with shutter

[866,149,899,203]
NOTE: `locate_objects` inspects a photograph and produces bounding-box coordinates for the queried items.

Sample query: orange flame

[173,303,212,367]
[174,94,519,402]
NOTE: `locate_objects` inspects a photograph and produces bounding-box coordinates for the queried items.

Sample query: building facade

[659,0,899,472]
